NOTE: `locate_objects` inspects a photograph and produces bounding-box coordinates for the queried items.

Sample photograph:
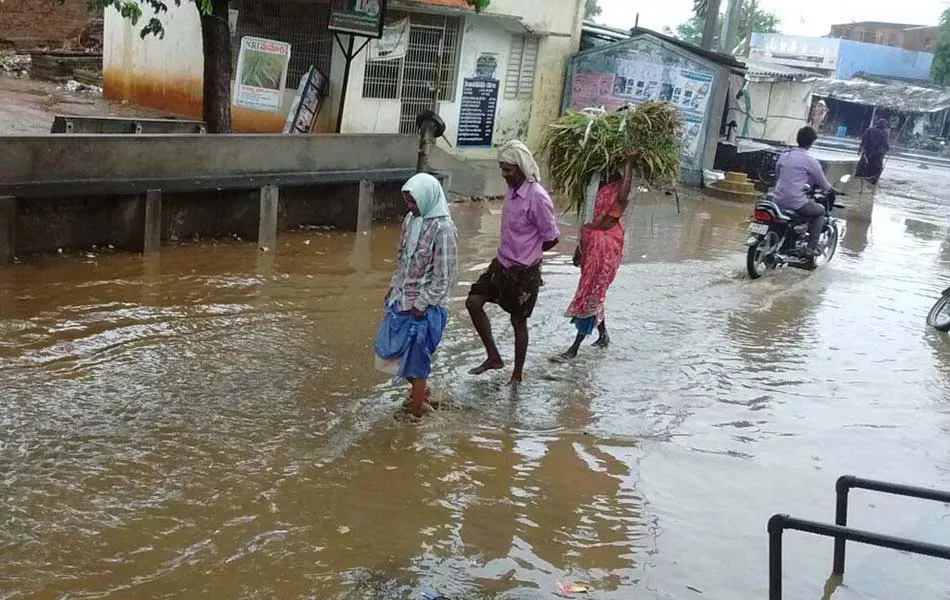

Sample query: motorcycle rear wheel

[746,240,775,279]
[927,294,950,332]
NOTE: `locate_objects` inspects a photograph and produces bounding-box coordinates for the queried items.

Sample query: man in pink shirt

[466,140,560,384]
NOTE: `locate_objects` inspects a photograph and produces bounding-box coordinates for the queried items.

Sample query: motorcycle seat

[754,200,801,223]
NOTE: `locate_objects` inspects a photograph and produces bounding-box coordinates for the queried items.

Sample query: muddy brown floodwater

[4,161,950,600]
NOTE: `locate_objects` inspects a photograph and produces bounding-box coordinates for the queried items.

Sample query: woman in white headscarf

[375,173,459,418]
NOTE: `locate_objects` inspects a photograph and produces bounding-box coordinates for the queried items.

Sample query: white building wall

[340,15,534,159]
[749,33,840,75]
[102,4,204,117]
[102,0,583,141]
[483,0,577,34]
[103,2,342,132]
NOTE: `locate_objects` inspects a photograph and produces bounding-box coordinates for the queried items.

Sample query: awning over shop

[391,0,537,35]
[812,78,950,114]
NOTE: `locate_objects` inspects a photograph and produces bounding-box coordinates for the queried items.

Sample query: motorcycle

[745,175,850,279]
[926,288,950,332]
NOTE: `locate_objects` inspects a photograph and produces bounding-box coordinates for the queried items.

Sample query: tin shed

[565,27,745,185]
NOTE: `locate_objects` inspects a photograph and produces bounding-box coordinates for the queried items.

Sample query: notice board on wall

[457,78,499,147]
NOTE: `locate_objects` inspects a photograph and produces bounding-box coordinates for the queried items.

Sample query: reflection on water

[4,164,950,599]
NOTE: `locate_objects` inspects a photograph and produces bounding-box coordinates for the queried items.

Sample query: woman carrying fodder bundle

[542,103,682,361]
[554,156,633,360]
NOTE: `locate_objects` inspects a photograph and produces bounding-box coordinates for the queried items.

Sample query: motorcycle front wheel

[813,222,840,268]
[927,294,950,332]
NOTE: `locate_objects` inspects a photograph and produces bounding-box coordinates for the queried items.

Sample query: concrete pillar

[144,189,162,255]
[0,196,15,265]
[820,159,871,223]
[357,179,374,233]
[259,185,279,251]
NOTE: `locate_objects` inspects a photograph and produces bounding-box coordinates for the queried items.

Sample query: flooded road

[4,161,950,600]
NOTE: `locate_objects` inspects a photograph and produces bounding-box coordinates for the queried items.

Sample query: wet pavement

[0,75,165,135]
[3,161,950,599]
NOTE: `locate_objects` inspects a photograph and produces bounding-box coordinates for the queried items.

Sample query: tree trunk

[700,0,722,50]
[199,0,232,133]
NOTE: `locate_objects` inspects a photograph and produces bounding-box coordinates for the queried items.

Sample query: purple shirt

[772,148,832,210]
[497,180,560,269]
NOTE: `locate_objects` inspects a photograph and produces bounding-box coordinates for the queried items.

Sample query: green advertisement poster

[329,0,386,38]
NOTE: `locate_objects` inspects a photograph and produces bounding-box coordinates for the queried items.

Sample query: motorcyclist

[772,126,832,256]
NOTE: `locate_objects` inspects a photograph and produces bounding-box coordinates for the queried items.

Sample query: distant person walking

[809,100,829,132]
[375,173,458,419]
[856,118,891,194]
[466,140,560,384]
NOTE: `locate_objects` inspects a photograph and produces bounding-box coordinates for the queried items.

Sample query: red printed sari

[565,180,625,326]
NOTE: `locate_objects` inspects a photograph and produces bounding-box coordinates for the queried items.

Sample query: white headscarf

[497,140,541,183]
[401,173,450,263]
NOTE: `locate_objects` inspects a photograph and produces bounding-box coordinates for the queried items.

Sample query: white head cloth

[497,140,541,183]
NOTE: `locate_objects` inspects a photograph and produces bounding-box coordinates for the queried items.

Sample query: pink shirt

[497,180,560,269]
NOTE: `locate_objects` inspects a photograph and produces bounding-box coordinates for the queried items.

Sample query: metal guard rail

[768,475,950,600]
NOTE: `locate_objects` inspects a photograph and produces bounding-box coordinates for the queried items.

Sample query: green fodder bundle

[540,102,684,215]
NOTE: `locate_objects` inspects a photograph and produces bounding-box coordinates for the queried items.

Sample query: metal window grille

[362,11,463,134]
[230,0,334,87]
[504,35,539,99]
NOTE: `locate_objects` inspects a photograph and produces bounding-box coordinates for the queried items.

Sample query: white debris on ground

[60,79,102,95]
[0,54,31,77]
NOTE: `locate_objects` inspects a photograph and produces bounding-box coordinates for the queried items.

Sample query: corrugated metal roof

[812,78,950,114]
[629,27,746,71]
[743,60,816,81]
[580,22,747,72]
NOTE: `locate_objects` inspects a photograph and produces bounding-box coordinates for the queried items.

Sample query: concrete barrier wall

[0,134,419,182]
[14,183,406,254]
[816,156,870,223]
[0,133,420,260]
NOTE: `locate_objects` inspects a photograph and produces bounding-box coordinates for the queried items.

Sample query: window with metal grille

[229,0,334,87]
[362,11,462,105]
[505,35,539,99]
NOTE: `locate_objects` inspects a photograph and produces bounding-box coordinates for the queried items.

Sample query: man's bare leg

[510,315,528,384]
[466,293,504,375]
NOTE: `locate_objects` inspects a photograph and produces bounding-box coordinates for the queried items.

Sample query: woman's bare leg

[592,321,610,348]
[406,378,431,418]
[558,332,586,360]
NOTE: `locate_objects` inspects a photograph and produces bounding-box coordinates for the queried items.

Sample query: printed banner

[329,0,386,38]
[283,66,330,134]
[457,78,499,147]
[233,36,291,113]
[369,18,408,61]
[569,72,624,112]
